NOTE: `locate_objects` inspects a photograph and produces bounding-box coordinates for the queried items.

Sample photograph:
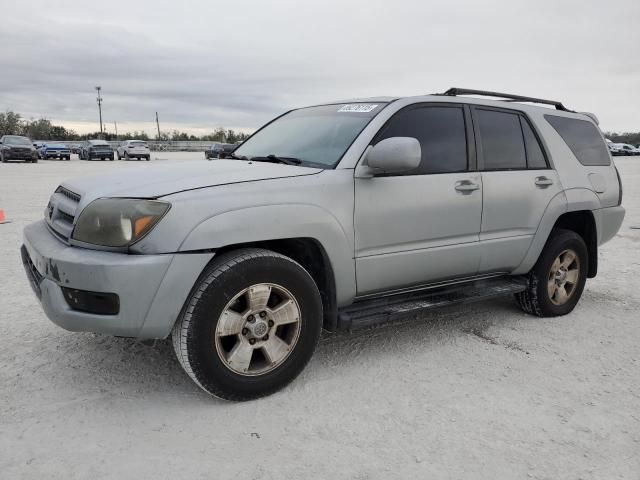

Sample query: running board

[337,276,528,332]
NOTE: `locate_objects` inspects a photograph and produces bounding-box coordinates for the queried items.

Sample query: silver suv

[21,88,625,400]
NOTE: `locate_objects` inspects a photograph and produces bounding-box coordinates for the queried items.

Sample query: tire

[146,155,150,161]
[0,152,6,163]
[124,152,129,161]
[516,229,588,317]
[172,248,323,401]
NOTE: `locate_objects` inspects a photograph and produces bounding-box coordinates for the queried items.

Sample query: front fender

[179,204,356,306]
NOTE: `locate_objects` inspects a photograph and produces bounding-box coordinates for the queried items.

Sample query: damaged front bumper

[21,220,214,338]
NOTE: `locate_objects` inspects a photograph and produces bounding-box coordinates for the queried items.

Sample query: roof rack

[441,87,572,112]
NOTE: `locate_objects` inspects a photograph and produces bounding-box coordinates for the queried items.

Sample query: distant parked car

[608,143,622,156]
[80,140,114,161]
[617,144,640,156]
[205,143,236,160]
[41,143,71,160]
[117,140,151,161]
[33,142,46,158]
[70,144,82,155]
[0,135,38,163]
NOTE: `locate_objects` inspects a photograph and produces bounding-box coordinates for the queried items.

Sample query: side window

[375,105,467,175]
[476,109,526,170]
[544,115,610,166]
[520,117,547,169]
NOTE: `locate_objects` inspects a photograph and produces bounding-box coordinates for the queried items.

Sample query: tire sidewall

[183,252,322,399]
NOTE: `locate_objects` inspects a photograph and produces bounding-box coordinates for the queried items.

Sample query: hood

[60,160,322,201]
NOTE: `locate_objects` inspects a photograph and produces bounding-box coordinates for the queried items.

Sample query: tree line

[0,111,251,143]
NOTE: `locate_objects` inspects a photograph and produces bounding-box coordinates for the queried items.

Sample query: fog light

[61,287,120,315]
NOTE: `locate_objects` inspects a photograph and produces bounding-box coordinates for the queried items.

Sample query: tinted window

[520,117,547,169]
[476,109,526,169]
[545,115,610,166]
[375,106,467,174]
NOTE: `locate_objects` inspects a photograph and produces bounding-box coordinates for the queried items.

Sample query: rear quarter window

[544,115,610,166]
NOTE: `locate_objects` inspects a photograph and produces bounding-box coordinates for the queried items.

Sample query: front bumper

[6,150,35,160]
[22,220,214,339]
[44,151,70,158]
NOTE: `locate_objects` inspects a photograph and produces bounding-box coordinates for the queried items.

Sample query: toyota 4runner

[21,88,625,400]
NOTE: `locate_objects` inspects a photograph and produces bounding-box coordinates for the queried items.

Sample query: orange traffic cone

[0,209,9,224]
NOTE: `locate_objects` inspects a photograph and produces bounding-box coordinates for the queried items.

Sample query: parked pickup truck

[40,143,71,160]
[21,88,625,400]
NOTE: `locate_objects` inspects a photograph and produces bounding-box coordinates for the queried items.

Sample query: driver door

[354,104,483,295]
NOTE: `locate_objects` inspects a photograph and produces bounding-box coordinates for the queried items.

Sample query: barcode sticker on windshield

[338,104,379,113]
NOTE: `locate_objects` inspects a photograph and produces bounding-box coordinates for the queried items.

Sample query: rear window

[545,115,610,166]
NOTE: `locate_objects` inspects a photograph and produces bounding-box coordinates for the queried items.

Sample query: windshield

[5,136,31,145]
[234,103,385,168]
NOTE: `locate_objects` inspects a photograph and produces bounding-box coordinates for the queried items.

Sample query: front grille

[58,210,74,223]
[46,186,82,241]
[55,186,81,203]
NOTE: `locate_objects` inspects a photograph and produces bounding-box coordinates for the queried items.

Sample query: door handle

[455,180,480,193]
[535,176,554,187]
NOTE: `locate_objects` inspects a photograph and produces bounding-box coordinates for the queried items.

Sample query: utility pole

[155,112,161,140]
[95,86,103,136]
[114,121,118,139]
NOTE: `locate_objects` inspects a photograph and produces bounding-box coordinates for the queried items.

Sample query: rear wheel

[516,229,588,317]
[172,248,323,401]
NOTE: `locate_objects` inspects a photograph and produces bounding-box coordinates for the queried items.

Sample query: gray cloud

[0,0,638,134]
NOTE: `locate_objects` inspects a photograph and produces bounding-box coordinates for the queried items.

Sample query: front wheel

[172,248,323,401]
[516,229,588,317]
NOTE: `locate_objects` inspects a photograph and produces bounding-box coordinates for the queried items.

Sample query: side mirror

[364,137,421,175]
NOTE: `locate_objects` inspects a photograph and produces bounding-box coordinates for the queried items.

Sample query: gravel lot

[1,154,639,479]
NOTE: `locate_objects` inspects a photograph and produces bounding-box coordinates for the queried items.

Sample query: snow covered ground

[1,154,639,479]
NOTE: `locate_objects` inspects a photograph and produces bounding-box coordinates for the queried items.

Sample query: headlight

[72,198,170,247]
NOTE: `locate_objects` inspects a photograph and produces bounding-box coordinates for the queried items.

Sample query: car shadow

[33,297,528,403]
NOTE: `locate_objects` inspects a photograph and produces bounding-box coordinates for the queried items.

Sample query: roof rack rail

[441,87,572,112]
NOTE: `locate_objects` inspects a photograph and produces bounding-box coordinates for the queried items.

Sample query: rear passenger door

[472,107,562,273]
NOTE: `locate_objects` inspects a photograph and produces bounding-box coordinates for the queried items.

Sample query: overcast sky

[0,0,638,135]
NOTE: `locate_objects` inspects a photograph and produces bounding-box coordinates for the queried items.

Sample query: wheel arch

[214,237,339,331]
[551,210,598,278]
[176,204,355,314]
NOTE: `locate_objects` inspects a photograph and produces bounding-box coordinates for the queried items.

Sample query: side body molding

[178,204,356,306]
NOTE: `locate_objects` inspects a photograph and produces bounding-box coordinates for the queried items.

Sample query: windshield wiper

[250,154,302,166]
